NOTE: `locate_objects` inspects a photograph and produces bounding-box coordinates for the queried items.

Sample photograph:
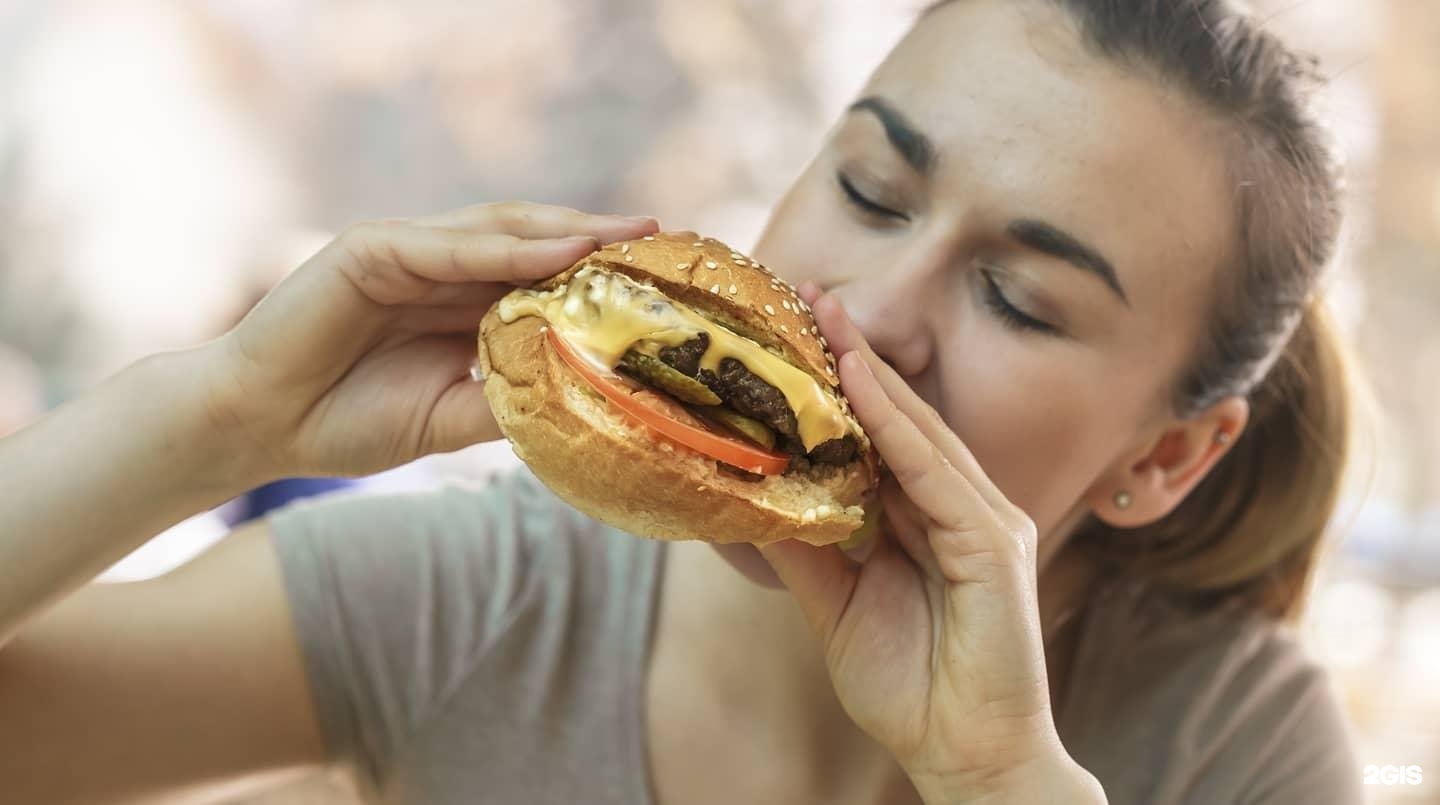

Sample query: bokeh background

[1,1,1436,802]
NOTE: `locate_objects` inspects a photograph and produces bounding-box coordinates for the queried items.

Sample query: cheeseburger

[477,231,879,545]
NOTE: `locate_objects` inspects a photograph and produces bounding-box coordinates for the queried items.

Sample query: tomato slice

[546,328,791,476]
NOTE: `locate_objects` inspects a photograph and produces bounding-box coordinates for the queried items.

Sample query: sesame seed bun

[477,231,879,545]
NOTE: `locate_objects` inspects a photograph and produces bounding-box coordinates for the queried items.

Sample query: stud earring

[1215,430,1232,445]
[1113,490,1133,510]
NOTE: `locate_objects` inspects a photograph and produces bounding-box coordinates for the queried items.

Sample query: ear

[1086,396,1249,529]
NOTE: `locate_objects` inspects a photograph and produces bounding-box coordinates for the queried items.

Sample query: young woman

[0,1,1360,802]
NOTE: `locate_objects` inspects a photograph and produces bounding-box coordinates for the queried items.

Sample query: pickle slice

[699,407,778,451]
[618,350,722,405]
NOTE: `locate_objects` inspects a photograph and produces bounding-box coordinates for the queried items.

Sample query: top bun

[537,231,844,399]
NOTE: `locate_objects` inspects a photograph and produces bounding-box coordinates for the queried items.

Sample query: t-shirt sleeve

[263,470,594,791]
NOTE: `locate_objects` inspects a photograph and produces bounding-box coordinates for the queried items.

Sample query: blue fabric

[236,477,356,524]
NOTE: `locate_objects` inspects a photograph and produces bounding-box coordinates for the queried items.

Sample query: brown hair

[925,0,1351,620]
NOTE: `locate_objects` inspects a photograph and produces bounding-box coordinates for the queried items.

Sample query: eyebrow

[848,96,937,175]
[1007,219,1130,306]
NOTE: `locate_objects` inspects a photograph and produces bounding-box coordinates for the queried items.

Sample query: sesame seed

[780,325,789,333]
[621,243,630,254]
[781,300,791,311]
[624,255,634,262]
[730,254,743,260]
[710,284,720,294]
[643,236,655,241]
[693,241,704,247]
[705,261,718,270]
[802,508,817,524]
[799,328,807,336]
[819,336,828,348]
[764,304,775,315]
[728,284,738,295]
[676,262,689,270]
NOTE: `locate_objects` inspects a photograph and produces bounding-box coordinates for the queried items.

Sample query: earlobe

[1087,396,1249,529]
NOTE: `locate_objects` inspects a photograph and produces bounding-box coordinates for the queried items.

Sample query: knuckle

[339,220,393,261]
[493,202,537,229]
[1002,515,1038,561]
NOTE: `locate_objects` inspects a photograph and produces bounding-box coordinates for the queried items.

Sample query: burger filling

[498,266,861,474]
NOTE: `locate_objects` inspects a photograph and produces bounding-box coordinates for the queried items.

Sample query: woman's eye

[980,269,1058,336]
[836,172,908,222]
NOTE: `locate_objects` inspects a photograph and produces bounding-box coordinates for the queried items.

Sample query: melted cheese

[498,266,847,450]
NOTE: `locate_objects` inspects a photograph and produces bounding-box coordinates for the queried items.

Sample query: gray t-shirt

[267,469,1362,804]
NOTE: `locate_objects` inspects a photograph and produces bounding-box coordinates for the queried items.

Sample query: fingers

[797,280,824,307]
[334,222,599,304]
[758,539,857,645]
[839,350,1035,582]
[414,335,505,453]
[881,477,943,581]
[392,304,506,334]
[415,201,658,244]
[838,351,984,534]
[814,293,1010,513]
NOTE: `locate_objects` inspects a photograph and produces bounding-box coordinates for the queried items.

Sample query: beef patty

[658,334,858,467]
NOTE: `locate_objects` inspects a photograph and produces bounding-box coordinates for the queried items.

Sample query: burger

[476,231,879,545]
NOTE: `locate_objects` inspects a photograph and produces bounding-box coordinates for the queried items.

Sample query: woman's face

[743,0,1235,559]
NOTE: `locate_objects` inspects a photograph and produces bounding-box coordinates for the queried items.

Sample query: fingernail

[620,215,658,226]
[841,349,873,378]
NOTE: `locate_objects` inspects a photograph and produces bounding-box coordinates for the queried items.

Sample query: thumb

[758,539,857,643]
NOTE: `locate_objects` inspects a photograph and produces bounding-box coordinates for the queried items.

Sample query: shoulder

[267,468,658,585]
[1062,577,1361,805]
[260,469,666,796]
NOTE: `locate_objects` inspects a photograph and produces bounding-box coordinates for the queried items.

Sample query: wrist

[911,749,1104,805]
[149,342,280,495]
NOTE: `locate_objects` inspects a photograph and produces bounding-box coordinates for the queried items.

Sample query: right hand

[200,202,658,480]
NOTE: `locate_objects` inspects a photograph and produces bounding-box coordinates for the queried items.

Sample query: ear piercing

[1112,434,1228,513]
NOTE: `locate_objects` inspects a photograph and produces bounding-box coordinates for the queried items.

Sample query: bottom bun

[478,314,876,546]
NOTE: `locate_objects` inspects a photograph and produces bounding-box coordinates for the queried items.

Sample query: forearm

[0,344,268,643]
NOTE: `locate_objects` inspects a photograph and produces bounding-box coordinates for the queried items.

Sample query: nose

[829,259,937,379]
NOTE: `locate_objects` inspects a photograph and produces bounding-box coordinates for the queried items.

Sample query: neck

[668,533,1100,788]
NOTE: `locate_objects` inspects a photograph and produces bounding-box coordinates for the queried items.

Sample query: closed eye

[979,269,1059,336]
[836,172,908,222]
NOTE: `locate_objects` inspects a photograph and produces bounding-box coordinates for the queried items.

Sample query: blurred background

[0,1,1436,802]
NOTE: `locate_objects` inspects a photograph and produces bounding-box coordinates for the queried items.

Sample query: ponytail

[1083,303,1353,621]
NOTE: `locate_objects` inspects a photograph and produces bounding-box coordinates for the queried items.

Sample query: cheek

[752,170,858,288]
[936,329,1129,536]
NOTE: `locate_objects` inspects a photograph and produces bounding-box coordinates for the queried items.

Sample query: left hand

[760,285,1102,804]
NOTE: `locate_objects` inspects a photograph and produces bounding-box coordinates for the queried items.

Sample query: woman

[0,1,1360,802]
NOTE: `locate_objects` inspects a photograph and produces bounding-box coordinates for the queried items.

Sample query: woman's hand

[202,203,657,480]
[760,286,1104,804]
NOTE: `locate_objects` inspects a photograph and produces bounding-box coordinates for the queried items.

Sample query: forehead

[867,0,1234,312]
